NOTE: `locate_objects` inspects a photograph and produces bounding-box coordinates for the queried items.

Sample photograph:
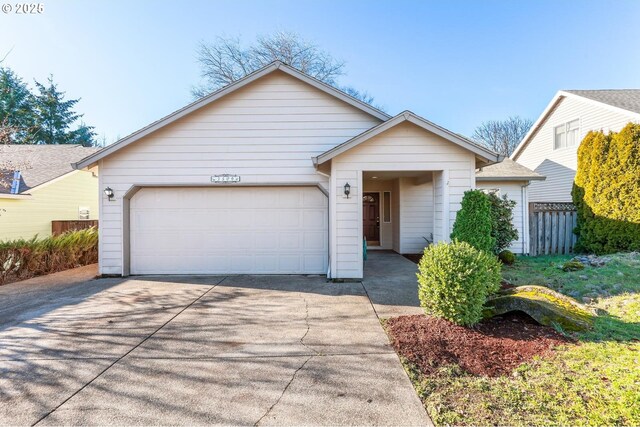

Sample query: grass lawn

[405,252,640,426]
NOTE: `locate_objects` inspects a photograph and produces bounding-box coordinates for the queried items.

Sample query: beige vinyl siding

[514,96,639,202]
[331,122,476,278]
[98,70,381,275]
[0,171,98,241]
[476,180,528,254]
[399,177,433,253]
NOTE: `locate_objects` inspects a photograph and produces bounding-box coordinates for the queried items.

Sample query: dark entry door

[363,192,380,243]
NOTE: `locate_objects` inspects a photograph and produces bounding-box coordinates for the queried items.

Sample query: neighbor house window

[383,191,391,223]
[554,119,580,150]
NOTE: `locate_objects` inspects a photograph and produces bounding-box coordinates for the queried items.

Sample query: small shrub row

[0,228,98,285]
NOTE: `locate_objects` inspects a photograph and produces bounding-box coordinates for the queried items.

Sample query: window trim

[553,118,580,150]
[383,191,391,223]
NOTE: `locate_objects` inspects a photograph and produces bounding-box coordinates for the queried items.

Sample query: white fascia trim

[75,61,389,170]
[476,176,546,182]
[314,111,500,165]
[0,193,33,199]
[511,91,564,160]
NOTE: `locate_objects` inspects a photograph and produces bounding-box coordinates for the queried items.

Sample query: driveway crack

[254,355,313,426]
[300,297,319,355]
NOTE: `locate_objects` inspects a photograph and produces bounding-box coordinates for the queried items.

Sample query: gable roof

[75,61,391,169]
[512,89,640,160]
[476,158,545,182]
[0,145,100,194]
[313,111,501,166]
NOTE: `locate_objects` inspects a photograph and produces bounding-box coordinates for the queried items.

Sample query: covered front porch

[313,111,501,279]
[362,170,436,254]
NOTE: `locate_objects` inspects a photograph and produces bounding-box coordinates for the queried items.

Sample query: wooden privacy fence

[529,202,577,255]
[52,220,98,236]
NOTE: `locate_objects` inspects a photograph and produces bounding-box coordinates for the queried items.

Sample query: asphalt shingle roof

[564,89,640,115]
[476,158,545,181]
[0,145,99,194]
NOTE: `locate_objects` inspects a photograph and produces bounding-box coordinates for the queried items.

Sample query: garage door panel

[277,210,301,228]
[303,232,326,250]
[130,187,327,274]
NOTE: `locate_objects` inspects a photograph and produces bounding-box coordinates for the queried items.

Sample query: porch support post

[329,167,337,279]
[442,169,450,242]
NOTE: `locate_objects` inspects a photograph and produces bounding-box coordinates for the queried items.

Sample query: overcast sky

[2,0,639,144]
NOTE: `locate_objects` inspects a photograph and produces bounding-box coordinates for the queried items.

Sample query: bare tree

[472,116,534,157]
[193,32,379,107]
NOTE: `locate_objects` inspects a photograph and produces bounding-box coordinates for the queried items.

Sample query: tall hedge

[572,123,640,254]
[450,190,495,253]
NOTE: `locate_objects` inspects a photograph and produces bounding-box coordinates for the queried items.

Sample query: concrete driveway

[0,252,430,426]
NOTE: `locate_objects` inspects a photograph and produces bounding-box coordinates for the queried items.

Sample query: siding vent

[78,206,90,220]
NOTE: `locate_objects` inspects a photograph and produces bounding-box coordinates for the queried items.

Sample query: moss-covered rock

[484,285,596,331]
[562,260,585,272]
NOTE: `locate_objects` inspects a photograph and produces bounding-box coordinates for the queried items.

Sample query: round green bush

[498,250,516,265]
[417,240,502,326]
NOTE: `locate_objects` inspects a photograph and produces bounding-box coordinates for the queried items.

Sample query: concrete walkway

[362,251,423,318]
[0,256,431,426]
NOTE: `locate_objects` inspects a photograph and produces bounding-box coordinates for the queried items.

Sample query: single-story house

[0,144,100,241]
[76,61,541,279]
[511,89,640,202]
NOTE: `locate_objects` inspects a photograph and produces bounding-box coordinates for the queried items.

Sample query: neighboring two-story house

[511,90,640,202]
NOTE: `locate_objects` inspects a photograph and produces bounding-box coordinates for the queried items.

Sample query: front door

[362,192,380,245]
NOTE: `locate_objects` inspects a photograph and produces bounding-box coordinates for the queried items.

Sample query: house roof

[475,158,545,182]
[564,89,640,115]
[0,144,100,194]
[313,111,501,166]
[512,89,640,160]
[75,61,391,169]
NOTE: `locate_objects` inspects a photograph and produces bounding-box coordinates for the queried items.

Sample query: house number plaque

[211,174,241,183]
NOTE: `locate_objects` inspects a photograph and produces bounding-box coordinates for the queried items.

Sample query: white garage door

[130,186,328,275]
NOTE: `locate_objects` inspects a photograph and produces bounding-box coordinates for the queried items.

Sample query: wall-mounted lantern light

[104,187,115,201]
[343,182,351,198]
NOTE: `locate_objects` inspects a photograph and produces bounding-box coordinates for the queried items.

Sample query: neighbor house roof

[512,89,640,160]
[75,61,391,169]
[475,158,545,182]
[313,111,502,166]
[564,89,640,115]
[0,144,100,195]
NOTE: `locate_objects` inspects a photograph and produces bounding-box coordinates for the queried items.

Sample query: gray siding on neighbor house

[514,95,638,202]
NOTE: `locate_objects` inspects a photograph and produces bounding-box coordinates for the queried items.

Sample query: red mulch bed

[386,312,573,377]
